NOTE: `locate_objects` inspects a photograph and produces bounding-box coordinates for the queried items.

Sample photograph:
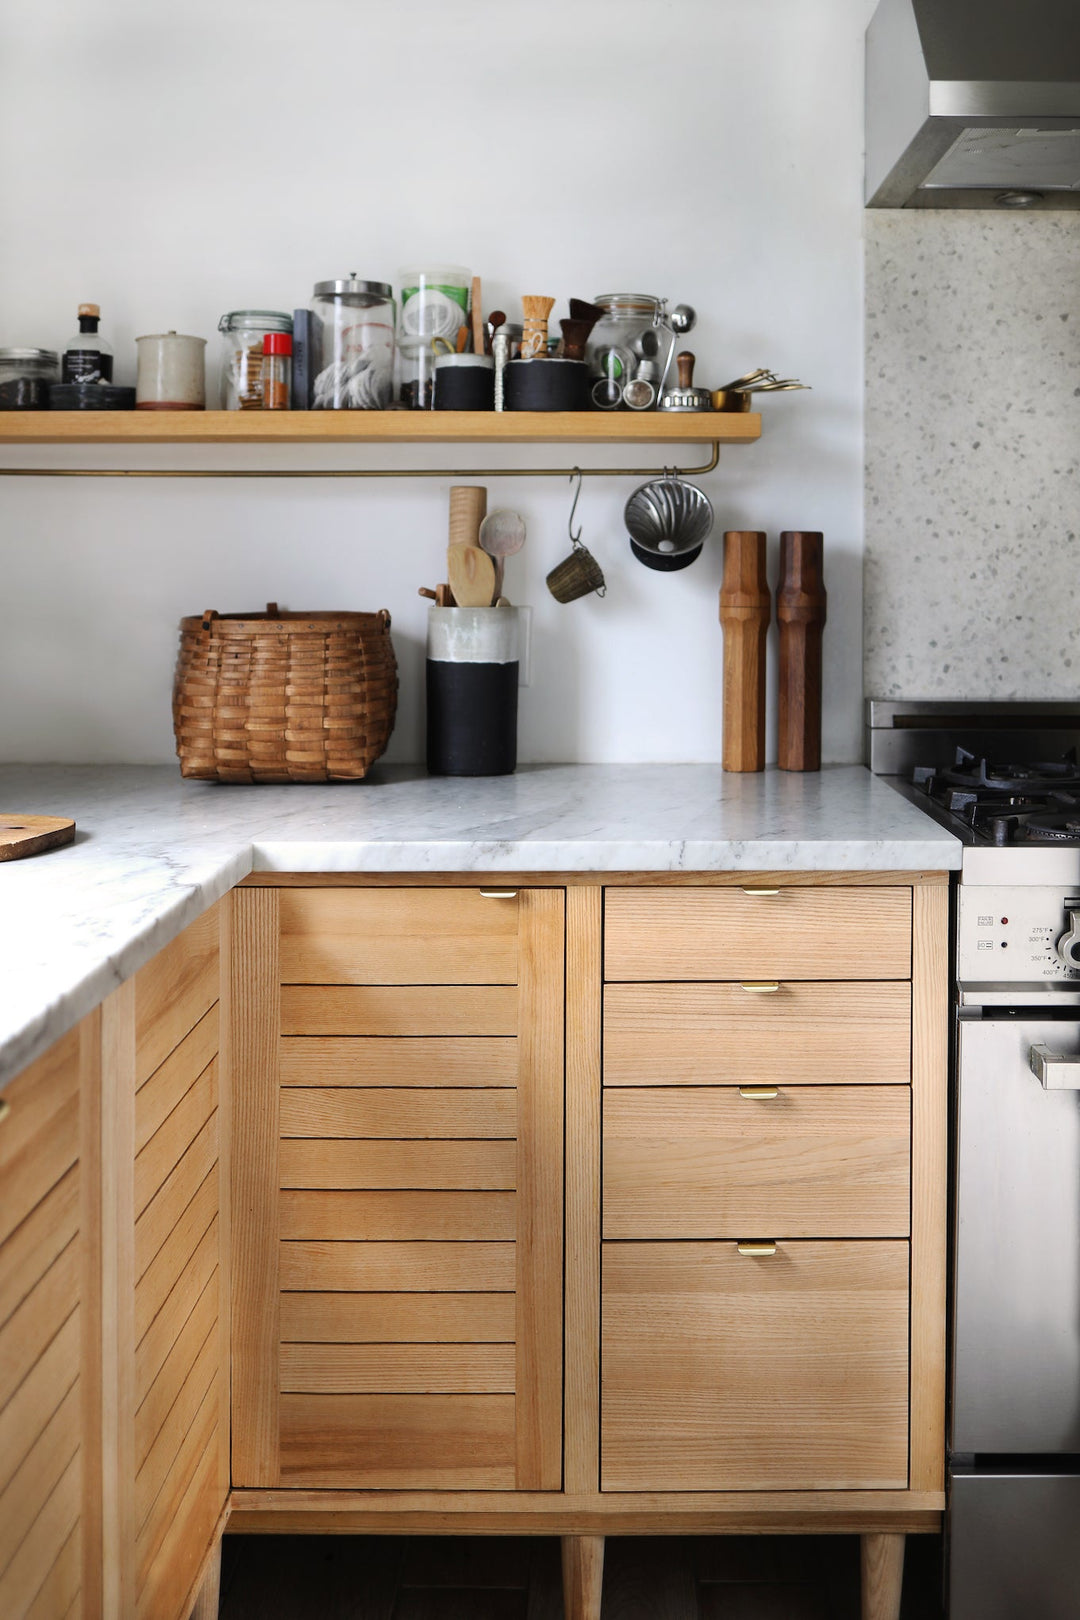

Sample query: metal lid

[0,347,59,362]
[593,293,662,310]
[217,309,293,334]
[313,276,393,301]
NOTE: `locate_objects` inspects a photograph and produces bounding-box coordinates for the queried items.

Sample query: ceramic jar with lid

[310,276,395,409]
[135,332,206,410]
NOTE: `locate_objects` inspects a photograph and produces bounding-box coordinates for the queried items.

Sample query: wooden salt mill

[777,530,827,771]
[719,531,771,772]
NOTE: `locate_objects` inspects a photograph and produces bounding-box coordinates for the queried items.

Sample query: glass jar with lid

[584,294,679,411]
[217,310,293,410]
[0,348,59,410]
[311,276,395,410]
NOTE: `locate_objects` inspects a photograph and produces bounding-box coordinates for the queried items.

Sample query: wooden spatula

[447,544,497,607]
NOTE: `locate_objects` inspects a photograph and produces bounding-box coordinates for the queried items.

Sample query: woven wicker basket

[173,604,397,783]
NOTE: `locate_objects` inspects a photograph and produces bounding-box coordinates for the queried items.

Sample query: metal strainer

[624,473,714,571]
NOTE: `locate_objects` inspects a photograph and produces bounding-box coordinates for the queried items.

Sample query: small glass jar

[584,294,676,411]
[0,348,59,410]
[217,310,292,410]
[311,276,395,410]
[262,332,291,410]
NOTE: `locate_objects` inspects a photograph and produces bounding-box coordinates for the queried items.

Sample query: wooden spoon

[447,543,497,607]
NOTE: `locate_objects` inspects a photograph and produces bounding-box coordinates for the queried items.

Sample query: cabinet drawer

[604,981,911,1086]
[604,888,912,981]
[603,1086,910,1238]
[280,888,520,985]
[601,1239,909,1491]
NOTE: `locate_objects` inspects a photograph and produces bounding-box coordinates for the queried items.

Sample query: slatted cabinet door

[0,1025,90,1620]
[231,886,565,1493]
[129,907,228,1620]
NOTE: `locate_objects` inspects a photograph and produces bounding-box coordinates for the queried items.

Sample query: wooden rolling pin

[719,531,770,772]
[777,530,827,772]
[448,485,487,549]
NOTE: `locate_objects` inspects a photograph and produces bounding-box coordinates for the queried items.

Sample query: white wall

[0,0,875,766]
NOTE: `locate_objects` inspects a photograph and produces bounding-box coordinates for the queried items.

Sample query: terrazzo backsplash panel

[865,211,1080,700]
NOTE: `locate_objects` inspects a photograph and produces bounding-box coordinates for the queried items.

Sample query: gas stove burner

[1020,813,1080,844]
[935,747,1080,796]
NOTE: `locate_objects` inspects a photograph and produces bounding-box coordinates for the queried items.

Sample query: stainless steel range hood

[867,0,1080,208]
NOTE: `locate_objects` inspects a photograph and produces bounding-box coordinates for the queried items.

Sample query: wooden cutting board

[0,815,76,861]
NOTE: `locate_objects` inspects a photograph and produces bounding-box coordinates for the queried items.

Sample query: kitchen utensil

[448,543,497,607]
[418,587,438,601]
[0,815,76,861]
[471,276,484,356]
[558,319,592,361]
[547,470,606,602]
[777,531,826,772]
[448,485,487,549]
[670,304,697,335]
[719,532,771,773]
[455,325,469,353]
[521,295,556,360]
[487,310,506,355]
[624,473,714,567]
[569,298,605,337]
[479,509,526,600]
[658,351,712,412]
[711,390,754,413]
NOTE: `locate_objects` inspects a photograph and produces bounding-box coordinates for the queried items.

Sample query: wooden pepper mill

[719,531,771,772]
[777,530,827,771]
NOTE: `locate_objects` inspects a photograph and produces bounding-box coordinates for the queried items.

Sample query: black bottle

[62,303,113,383]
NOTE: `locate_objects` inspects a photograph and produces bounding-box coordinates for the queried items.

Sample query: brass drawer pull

[741,888,780,896]
[739,1086,779,1100]
[737,1241,778,1257]
[479,890,518,899]
[0,1097,9,1125]
[741,982,780,994]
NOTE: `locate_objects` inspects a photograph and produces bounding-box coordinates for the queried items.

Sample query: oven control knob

[1057,911,1080,969]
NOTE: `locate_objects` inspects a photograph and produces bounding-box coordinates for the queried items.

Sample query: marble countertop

[0,762,960,1088]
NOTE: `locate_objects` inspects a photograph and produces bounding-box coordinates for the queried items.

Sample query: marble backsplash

[864,211,1080,701]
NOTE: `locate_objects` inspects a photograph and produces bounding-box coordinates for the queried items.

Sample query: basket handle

[378,608,392,630]
[201,609,218,630]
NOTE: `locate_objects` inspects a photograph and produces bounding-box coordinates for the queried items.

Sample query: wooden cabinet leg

[562,1535,605,1620]
[861,1532,904,1620]
[190,1540,222,1620]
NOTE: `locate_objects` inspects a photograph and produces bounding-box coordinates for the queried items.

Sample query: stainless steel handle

[1029,1044,1080,1090]
[741,888,780,897]
[737,1241,778,1257]
[739,1087,779,1100]
[479,890,518,899]
[741,982,780,994]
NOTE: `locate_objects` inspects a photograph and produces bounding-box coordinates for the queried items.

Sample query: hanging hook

[568,467,584,547]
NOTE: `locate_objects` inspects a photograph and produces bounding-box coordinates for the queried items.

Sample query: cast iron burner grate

[913,747,1080,797]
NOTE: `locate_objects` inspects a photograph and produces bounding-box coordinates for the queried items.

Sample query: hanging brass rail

[0,443,721,479]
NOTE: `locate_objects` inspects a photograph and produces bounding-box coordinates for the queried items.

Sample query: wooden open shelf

[0,410,761,446]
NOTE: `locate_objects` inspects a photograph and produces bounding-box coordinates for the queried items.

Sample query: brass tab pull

[739,1087,779,1100]
[479,890,518,899]
[737,1241,778,1257]
[741,888,780,896]
[0,1097,9,1125]
[741,982,780,994]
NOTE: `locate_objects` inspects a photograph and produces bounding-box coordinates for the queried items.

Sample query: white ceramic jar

[135,331,207,410]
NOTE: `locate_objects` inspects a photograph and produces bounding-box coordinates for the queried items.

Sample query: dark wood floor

[220,1533,944,1618]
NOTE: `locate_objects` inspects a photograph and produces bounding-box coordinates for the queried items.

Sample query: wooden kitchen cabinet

[230,884,565,1493]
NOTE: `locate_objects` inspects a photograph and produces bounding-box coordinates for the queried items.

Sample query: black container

[433,358,495,411]
[49,383,136,410]
[425,606,521,776]
[504,357,589,411]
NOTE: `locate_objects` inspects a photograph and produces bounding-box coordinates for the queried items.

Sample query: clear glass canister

[0,348,59,410]
[584,294,675,411]
[217,310,293,410]
[397,265,470,409]
[311,277,395,410]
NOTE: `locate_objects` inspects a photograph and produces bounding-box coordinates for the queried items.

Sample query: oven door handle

[1029,1044,1080,1090]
